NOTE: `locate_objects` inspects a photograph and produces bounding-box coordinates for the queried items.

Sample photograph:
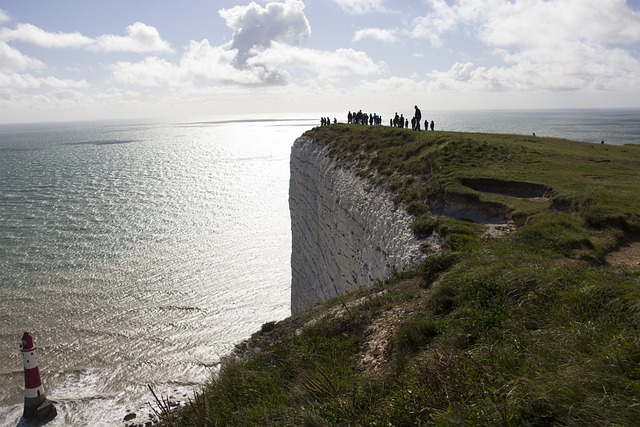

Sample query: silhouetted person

[430,120,434,131]
[414,105,422,130]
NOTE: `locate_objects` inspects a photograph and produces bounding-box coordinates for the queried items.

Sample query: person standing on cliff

[414,105,422,131]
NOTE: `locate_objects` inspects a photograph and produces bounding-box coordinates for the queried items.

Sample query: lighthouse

[20,331,57,421]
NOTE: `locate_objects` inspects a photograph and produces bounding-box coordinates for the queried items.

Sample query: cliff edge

[289,135,432,314]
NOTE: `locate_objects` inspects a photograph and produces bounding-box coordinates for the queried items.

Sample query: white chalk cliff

[289,135,428,314]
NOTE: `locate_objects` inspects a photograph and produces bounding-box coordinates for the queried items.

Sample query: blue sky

[1,0,640,123]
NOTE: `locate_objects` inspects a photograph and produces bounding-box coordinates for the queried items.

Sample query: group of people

[347,110,384,126]
[392,106,435,131]
[320,106,435,131]
[320,117,336,126]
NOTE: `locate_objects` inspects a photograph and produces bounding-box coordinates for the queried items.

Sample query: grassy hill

[164,125,640,426]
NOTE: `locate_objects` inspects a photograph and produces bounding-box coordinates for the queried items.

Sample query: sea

[0,108,638,426]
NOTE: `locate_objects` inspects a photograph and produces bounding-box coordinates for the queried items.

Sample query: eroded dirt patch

[358,306,408,375]
[484,221,518,238]
[429,179,554,237]
[606,238,640,268]
[431,192,510,224]
[461,178,551,199]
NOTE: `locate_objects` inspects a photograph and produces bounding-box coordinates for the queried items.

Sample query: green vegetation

[167,125,640,425]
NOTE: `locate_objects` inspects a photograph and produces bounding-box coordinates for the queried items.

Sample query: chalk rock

[289,135,433,314]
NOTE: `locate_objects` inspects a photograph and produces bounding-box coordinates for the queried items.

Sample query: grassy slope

[168,126,640,426]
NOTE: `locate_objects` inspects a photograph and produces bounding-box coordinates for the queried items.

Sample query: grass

[165,125,640,426]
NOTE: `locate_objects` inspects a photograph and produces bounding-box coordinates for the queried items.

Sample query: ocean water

[0,109,638,426]
[0,116,317,426]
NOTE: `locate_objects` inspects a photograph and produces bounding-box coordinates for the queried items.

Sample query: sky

[1,0,640,123]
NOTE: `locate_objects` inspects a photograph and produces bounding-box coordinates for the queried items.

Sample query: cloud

[411,0,640,92]
[0,23,94,48]
[0,8,10,23]
[248,41,386,79]
[0,21,172,53]
[353,28,399,43]
[428,44,640,93]
[109,34,385,89]
[409,0,474,46]
[110,1,327,88]
[109,56,178,87]
[477,0,640,47]
[0,41,44,71]
[180,39,265,85]
[93,22,173,53]
[412,0,640,47]
[219,0,311,66]
[3,0,384,99]
[109,39,268,87]
[0,71,89,89]
[332,0,387,14]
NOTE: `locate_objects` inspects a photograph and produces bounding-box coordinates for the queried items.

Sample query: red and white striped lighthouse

[20,331,57,421]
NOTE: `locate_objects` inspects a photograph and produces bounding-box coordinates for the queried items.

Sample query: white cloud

[107,0,386,90]
[411,0,640,48]
[411,0,640,93]
[0,23,94,48]
[109,34,386,89]
[109,39,269,88]
[428,45,640,93]
[2,87,95,118]
[0,21,172,53]
[0,8,10,23]
[332,0,386,14]
[353,28,399,43]
[0,41,44,71]
[0,71,89,89]
[109,56,178,87]
[410,0,462,46]
[219,0,311,66]
[179,39,265,85]
[476,0,640,47]
[93,22,173,53]
[248,41,386,79]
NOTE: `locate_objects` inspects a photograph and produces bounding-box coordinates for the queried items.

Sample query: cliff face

[289,135,428,314]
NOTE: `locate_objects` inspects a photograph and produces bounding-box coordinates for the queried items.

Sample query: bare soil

[606,239,640,268]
